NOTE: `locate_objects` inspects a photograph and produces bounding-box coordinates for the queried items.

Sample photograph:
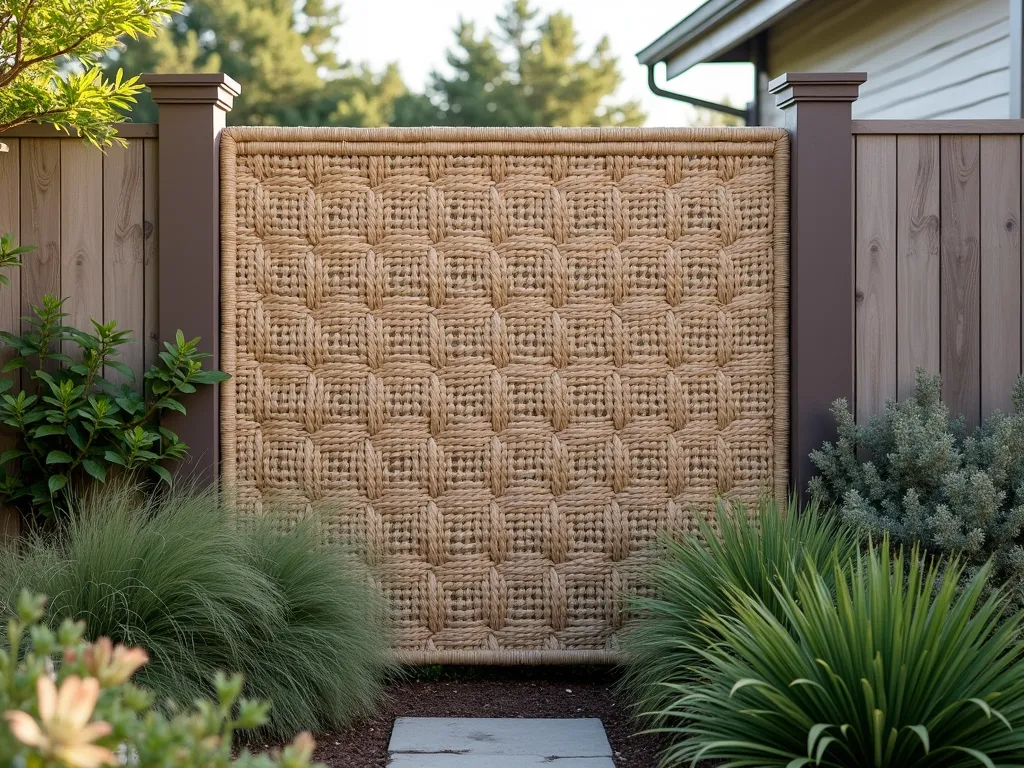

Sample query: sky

[338,0,754,127]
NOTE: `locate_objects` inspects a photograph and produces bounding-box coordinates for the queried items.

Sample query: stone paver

[388,757,615,767]
[387,717,614,767]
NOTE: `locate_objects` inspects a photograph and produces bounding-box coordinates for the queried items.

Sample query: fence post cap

[141,73,241,111]
[769,72,866,109]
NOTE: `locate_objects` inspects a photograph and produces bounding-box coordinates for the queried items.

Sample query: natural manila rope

[220,127,789,663]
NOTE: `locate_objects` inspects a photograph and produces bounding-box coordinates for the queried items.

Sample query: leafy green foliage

[0,296,228,516]
[657,543,1024,767]
[0,485,392,740]
[622,498,857,727]
[0,591,323,767]
[810,368,1024,607]
[0,0,182,147]
[0,234,33,287]
[392,0,645,127]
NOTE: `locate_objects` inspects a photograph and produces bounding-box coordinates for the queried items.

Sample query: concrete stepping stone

[387,717,614,767]
[388,758,614,767]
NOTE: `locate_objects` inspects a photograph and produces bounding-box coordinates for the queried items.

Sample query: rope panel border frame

[220,126,790,664]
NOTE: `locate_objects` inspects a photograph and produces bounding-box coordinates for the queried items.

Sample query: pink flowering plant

[0,590,322,767]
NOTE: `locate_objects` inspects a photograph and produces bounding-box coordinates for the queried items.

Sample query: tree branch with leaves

[0,0,182,147]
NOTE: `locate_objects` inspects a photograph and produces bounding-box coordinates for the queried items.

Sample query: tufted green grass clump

[658,543,1024,768]
[0,485,391,740]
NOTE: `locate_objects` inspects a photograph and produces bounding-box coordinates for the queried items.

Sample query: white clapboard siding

[759,0,1009,125]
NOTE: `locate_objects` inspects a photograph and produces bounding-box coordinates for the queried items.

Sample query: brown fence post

[769,72,865,501]
[143,74,240,487]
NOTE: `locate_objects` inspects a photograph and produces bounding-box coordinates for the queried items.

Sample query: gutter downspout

[646,64,754,125]
[751,32,767,126]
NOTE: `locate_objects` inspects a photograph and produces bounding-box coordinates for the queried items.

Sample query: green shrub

[0,485,391,739]
[0,590,322,767]
[0,296,228,517]
[810,369,1024,605]
[621,497,857,724]
[660,543,1024,768]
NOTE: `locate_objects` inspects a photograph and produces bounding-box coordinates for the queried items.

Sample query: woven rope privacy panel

[221,127,790,664]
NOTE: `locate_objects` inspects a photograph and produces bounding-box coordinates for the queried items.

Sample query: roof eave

[636,0,753,67]
[637,0,806,78]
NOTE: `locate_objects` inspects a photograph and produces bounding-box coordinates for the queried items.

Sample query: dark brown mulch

[264,667,666,767]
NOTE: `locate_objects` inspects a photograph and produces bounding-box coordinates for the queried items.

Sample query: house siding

[759,0,1010,125]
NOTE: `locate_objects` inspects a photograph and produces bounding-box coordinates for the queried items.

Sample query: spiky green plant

[0,485,391,739]
[621,497,857,724]
[659,543,1024,768]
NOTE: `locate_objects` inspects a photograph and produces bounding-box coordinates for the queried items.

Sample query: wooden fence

[1,70,1022,513]
[770,74,1024,492]
[854,124,1024,430]
[0,127,159,387]
[0,75,238,533]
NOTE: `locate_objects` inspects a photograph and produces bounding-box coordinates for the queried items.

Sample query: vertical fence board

[0,142,20,538]
[855,136,898,422]
[20,139,61,389]
[896,136,941,397]
[20,139,61,309]
[143,139,159,372]
[60,141,103,359]
[980,135,1022,414]
[103,141,145,385]
[940,135,982,428]
[0,141,21,390]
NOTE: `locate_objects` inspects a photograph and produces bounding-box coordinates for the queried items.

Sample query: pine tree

[393,0,645,128]
[108,0,408,126]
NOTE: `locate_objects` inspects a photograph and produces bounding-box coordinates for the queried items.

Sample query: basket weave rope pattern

[221,127,789,664]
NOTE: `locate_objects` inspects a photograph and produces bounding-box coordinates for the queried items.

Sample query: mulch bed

[261,666,666,767]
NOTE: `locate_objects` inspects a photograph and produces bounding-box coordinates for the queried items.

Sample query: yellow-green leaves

[0,0,183,146]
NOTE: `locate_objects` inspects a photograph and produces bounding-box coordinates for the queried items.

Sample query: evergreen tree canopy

[110,0,645,128]
[394,0,645,127]
[109,0,409,125]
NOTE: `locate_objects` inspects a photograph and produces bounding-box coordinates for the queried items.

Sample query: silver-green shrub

[810,368,1024,602]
